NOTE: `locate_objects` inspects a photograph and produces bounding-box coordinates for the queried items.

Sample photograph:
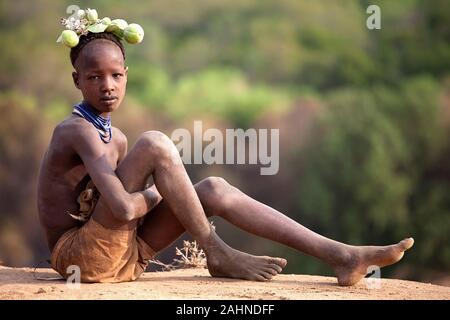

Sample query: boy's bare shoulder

[47,117,100,158]
[53,116,95,141]
[51,117,127,152]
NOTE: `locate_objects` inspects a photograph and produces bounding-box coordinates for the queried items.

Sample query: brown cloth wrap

[50,182,156,283]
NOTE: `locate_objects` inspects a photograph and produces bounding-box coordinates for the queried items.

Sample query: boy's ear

[124,66,128,77]
[72,71,80,89]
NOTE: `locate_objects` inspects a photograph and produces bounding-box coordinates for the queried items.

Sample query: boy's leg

[91,131,286,281]
[138,177,414,286]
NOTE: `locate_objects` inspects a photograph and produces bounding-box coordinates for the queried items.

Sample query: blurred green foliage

[0,0,449,283]
[295,76,449,277]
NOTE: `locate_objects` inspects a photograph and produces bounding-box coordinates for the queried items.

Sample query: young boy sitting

[37,9,413,284]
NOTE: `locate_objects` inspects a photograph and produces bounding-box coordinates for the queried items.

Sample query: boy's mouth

[100,96,118,106]
[100,96,118,101]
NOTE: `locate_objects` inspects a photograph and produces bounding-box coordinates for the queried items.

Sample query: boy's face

[72,39,128,116]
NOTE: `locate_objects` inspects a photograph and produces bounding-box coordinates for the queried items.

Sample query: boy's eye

[89,75,100,80]
[113,73,123,79]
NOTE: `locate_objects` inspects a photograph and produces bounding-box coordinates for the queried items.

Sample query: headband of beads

[57,8,144,48]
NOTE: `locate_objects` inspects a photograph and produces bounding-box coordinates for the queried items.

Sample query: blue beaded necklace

[72,101,112,143]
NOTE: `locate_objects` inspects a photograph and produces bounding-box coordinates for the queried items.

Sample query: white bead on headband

[57,8,144,48]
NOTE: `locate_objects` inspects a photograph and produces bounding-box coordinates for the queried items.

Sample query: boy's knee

[138,131,180,164]
[197,177,236,212]
[200,177,229,194]
[139,130,171,146]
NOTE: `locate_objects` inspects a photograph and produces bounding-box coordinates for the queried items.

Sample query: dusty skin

[0,266,449,300]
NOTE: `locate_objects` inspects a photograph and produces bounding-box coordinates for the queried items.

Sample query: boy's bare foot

[204,234,287,281]
[333,238,414,286]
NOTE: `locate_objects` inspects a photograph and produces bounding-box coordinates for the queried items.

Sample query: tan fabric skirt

[51,217,155,283]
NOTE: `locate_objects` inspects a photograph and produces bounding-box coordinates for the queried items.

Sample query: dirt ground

[0,266,449,300]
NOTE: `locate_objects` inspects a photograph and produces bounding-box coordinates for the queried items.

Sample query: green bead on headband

[56,8,144,48]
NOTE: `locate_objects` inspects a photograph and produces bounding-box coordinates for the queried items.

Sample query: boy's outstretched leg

[198,178,415,286]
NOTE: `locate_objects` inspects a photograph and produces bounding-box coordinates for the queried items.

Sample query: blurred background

[0,0,449,285]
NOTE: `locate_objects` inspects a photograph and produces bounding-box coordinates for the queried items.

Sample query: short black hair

[70,32,126,67]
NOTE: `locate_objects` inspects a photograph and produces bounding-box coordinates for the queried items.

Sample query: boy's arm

[67,123,158,222]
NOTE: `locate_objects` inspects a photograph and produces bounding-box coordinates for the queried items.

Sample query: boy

[37,30,413,285]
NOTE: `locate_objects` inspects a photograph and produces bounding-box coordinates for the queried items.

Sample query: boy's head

[71,32,128,115]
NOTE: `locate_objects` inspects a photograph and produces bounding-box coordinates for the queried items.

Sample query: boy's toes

[270,257,287,268]
[399,238,414,251]
[269,263,283,273]
[259,271,274,280]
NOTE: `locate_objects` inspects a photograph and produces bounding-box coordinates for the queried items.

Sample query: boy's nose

[101,76,115,92]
